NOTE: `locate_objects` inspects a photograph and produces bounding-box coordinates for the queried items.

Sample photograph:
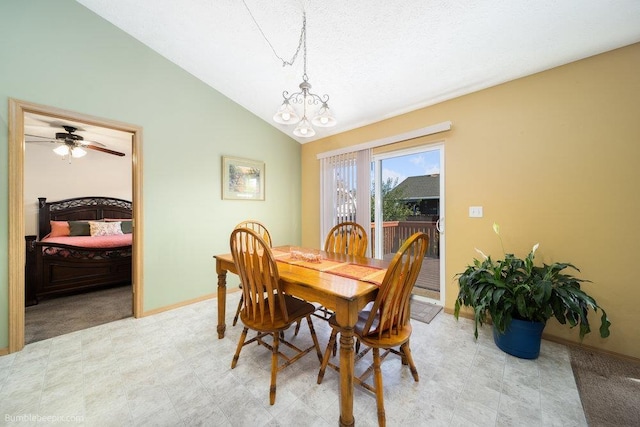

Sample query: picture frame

[222,156,265,200]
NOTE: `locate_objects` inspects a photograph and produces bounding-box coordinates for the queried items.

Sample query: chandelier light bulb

[311,103,337,128]
[293,117,316,138]
[273,100,299,124]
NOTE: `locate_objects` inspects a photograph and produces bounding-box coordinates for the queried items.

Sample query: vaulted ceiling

[75,0,640,143]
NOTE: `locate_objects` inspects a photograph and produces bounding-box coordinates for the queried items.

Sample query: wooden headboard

[38,196,132,240]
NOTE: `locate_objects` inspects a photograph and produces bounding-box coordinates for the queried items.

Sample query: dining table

[214,245,389,426]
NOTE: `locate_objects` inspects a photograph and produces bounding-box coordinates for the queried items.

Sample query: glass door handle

[436,218,443,233]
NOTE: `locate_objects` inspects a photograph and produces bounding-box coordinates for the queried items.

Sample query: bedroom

[23,110,134,341]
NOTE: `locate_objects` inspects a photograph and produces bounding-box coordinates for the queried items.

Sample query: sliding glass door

[371,145,444,302]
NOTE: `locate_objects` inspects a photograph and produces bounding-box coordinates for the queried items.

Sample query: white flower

[532,243,539,254]
[493,222,500,235]
[474,248,488,260]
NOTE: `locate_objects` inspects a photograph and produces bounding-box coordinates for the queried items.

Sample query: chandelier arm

[283,90,305,103]
[302,93,329,105]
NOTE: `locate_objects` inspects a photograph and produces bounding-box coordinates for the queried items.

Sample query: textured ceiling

[75,0,640,143]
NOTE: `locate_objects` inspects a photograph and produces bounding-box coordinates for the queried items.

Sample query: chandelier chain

[302,15,307,77]
[242,0,306,68]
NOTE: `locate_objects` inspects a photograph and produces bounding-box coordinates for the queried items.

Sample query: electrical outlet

[469,206,483,218]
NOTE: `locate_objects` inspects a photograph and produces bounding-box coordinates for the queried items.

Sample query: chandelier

[272,13,336,138]
[243,3,336,138]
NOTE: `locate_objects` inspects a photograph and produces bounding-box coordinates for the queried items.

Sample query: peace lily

[454,223,610,341]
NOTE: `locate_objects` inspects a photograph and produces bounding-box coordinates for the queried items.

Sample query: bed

[25,196,133,306]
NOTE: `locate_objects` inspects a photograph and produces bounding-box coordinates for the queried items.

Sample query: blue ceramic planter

[492,318,546,359]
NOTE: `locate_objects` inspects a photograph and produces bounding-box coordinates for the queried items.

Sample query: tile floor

[0,292,587,426]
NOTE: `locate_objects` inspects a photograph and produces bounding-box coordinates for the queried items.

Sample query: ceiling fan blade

[78,139,106,147]
[86,144,125,157]
[26,132,108,148]
[24,134,56,142]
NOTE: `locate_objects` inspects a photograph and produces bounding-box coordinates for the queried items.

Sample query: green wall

[0,0,301,348]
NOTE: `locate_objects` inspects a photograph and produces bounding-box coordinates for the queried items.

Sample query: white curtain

[320,148,371,254]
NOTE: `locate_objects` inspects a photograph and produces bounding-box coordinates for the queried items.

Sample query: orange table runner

[327,263,387,285]
[272,249,386,285]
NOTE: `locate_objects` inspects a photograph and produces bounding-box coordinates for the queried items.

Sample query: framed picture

[222,156,265,200]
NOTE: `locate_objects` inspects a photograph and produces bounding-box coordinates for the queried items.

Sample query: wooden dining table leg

[216,261,227,339]
[336,302,357,427]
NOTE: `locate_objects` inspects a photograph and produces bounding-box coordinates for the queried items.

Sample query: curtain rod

[316,121,452,160]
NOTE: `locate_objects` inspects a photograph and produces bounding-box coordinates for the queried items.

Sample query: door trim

[8,98,144,353]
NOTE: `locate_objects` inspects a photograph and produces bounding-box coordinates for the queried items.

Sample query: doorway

[371,144,444,304]
[8,99,144,353]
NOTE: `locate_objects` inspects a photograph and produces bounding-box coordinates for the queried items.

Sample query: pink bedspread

[42,234,132,248]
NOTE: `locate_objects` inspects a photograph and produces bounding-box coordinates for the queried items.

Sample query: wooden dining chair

[316,232,429,427]
[232,220,272,327]
[229,227,323,405]
[324,221,368,257]
[312,221,369,324]
[235,220,272,246]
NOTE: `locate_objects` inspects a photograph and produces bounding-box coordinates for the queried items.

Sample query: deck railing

[370,220,439,258]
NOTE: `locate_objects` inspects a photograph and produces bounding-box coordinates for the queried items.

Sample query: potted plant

[454,223,610,359]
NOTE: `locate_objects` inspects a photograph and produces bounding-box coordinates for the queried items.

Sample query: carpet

[569,346,640,427]
[25,285,132,344]
[410,298,442,324]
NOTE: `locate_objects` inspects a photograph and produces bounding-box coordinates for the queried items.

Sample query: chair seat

[241,295,316,332]
[327,311,413,348]
[357,320,413,349]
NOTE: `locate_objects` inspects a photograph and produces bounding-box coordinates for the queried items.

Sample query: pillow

[69,221,91,236]
[105,218,133,234]
[120,220,133,234]
[89,221,123,237]
[49,221,70,237]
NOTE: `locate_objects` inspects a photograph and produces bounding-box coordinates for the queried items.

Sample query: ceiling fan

[25,125,126,158]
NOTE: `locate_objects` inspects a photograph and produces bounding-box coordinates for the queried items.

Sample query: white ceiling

[75,0,640,143]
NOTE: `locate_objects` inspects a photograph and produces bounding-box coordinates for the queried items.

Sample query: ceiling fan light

[273,101,299,125]
[311,103,337,127]
[71,147,87,158]
[53,145,69,156]
[293,117,316,138]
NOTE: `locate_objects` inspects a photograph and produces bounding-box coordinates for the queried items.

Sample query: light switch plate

[469,206,483,218]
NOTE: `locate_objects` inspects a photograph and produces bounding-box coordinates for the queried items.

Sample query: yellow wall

[301,43,640,360]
